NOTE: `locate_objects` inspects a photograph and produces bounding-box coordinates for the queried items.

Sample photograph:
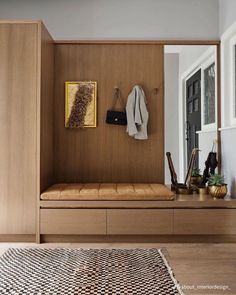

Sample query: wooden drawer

[107,209,173,235]
[41,209,106,235]
[174,209,236,235]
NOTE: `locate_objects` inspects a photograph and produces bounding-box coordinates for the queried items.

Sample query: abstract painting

[65,81,97,128]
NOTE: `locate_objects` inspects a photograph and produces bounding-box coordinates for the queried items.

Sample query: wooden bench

[38,183,236,243]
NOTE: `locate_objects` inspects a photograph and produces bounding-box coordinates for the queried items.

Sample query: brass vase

[198,186,208,195]
[208,184,227,199]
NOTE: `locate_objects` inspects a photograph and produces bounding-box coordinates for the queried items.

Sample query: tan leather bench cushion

[41,183,175,201]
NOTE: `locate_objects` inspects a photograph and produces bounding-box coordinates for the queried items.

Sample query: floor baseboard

[41,234,236,243]
[1,234,236,243]
[0,235,36,242]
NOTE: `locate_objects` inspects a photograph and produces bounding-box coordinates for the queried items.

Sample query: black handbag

[106,88,127,125]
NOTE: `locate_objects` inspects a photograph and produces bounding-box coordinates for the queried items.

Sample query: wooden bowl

[176,184,193,195]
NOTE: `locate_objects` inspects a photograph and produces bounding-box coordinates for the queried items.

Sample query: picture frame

[65,81,97,128]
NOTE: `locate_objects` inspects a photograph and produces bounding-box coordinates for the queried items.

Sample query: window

[193,98,199,112]
[234,45,236,118]
[227,31,236,126]
[228,35,236,126]
[193,80,199,96]
[188,101,193,114]
[204,62,215,125]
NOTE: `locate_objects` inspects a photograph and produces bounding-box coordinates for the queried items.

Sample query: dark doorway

[186,69,201,168]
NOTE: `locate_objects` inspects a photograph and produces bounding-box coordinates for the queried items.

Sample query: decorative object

[208,174,227,198]
[166,151,193,194]
[65,81,97,128]
[201,141,218,185]
[176,184,193,195]
[0,248,183,295]
[106,87,127,125]
[184,148,201,187]
[166,152,178,189]
[198,186,208,195]
[190,168,202,185]
[166,149,201,195]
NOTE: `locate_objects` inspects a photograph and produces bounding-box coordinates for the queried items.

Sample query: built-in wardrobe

[0,21,54,240]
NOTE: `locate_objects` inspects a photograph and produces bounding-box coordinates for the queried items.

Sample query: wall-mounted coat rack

[113,85,159,95]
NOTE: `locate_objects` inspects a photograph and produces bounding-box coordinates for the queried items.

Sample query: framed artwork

[65,81,97,128]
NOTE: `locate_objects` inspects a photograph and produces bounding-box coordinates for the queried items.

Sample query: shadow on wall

[230,179,236,198]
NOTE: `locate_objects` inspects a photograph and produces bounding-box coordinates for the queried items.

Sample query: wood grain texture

[107,209,173,234]
[54,40,220,45]
[36,22,55,243]
[39,234,236,243]
[40,209,106,234]
[39,194,236,209]
[0,235,36,242]
[54,44,164,183]
[0,23,38,234]
[174,209,236,235]
[40,23,55,192]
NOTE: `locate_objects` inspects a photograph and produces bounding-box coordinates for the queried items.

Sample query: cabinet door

[41,209,106,235]
[0,23,38,234]
[174,209,236,235]
[107,209,173,235]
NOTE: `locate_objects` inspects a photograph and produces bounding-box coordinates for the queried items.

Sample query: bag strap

[111,88,126,111]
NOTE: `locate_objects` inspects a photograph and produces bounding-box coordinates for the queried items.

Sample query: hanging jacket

[126,85,149,140]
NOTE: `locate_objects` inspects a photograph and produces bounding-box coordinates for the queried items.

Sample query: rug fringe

[158,249,185,295]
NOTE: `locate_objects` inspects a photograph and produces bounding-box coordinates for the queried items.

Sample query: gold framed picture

[65,81,97,128]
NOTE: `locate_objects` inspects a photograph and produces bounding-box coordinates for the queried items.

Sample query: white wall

[198,130,217,172]
[179,46,211,77]
[219,0,236,35]
[178,46,216,180]
[219,0,236,196]
[164,54,179,184]
[221,129,236,196]
[0,0,219,39]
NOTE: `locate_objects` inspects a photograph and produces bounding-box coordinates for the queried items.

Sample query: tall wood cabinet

[0,21,54,238]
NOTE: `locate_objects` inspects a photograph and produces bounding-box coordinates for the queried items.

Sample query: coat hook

[113,86,119,98]
[153,87,159,95]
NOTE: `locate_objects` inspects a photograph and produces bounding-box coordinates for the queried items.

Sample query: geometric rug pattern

[0,248,183,294]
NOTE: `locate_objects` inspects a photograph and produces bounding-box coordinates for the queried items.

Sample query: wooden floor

[0,243,236,294]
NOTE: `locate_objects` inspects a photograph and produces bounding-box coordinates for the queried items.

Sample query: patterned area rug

[0,248,183,295]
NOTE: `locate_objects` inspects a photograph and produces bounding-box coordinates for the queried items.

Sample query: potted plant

[190,167,202,185]
[208,174,227,198]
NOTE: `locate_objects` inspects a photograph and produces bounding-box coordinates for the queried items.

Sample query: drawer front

[107,209,173,235]
[174,209,236,235]
[41,209,106,235]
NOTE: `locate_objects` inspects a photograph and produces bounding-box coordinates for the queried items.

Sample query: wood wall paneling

[40,23,55,192]
[54,44,164,183]
[0,23,38,234]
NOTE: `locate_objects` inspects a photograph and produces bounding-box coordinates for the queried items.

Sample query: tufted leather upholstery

[41,183,175,201]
